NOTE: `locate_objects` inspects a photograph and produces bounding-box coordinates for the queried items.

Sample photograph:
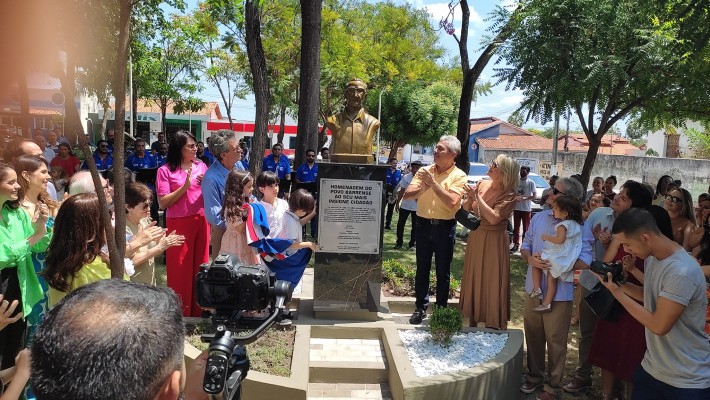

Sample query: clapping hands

[0,295,22,332]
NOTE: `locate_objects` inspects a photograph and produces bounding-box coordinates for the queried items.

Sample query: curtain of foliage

[294,0,322,167]
[367,81,459,160]
[133,16,202,135]
[495,0,710,187]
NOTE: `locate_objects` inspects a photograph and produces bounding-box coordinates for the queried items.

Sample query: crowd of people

[400,137,709,400]
[0,128,324,399]
[0,126,708,399]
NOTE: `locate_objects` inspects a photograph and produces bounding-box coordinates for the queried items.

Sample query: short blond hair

[494,154,520,191]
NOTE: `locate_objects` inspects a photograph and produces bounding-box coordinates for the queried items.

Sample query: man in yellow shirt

[403,135,467,324]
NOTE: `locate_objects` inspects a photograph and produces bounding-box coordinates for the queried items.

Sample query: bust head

[344,79,367,110]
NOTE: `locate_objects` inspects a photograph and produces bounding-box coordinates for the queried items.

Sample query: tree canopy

[495,0,710,186]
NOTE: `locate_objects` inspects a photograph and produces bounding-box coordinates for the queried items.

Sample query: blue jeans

[414,217,456,310]
[632,366,710,400]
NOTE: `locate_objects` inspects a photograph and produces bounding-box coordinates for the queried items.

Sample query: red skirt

[587,249,646,381]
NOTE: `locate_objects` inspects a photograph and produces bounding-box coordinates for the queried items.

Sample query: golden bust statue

[326,79,380,163]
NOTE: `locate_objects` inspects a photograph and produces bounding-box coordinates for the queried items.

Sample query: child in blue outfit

[266,189,318,287]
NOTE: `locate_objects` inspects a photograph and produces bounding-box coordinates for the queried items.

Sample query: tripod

[201,281,291,400]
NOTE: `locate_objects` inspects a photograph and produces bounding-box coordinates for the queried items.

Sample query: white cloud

[421,2,483,26]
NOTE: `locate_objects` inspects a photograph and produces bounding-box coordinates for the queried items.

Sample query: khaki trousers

[575,286,597,380]
[210,225,226,260]
[523,296,573,395]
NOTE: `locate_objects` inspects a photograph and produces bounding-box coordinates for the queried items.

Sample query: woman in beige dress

[459,154,519,330]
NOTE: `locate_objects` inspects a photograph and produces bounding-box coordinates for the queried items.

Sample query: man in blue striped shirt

[520,177,593,400]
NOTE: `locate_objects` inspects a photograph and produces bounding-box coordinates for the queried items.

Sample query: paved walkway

[307,383,392,399]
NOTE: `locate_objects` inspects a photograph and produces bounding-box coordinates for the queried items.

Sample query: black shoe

[394,244,402,250]
[510,244,519,253]
[408,244,416,250]
[385,226,391,230]
[409,308,426,324]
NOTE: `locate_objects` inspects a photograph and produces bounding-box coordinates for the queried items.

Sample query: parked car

[467,162,491,185]
[527,172,550,211]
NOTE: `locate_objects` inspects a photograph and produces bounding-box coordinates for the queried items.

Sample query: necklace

[22,198,38,209]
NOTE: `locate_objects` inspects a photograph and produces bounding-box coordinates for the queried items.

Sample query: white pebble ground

[397,330,508,377]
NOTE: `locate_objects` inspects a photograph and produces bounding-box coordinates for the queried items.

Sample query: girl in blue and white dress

[531,195,583,313]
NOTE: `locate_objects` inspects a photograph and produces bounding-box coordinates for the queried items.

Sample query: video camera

[196,254,292,400]
[589,260,626,285]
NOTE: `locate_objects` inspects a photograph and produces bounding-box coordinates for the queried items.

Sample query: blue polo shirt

[202,160,230,230]
[386,168,402,186]
[296,163,318,183]
[82,153,114,170]
[125,152,157,171]
[262,155,291,179]
[203,148,216,164]
[156,154,167,167]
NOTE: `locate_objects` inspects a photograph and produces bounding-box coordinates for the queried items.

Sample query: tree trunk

[58,49,120,277]
[277,103,286,145]
[18,73,31,138]
[161,104,167,136]
[456,73,474,171]
[387,139,404,161]
[454,0,521,171]
[579,135,602,191]
[107,0,132,278]
[245,0,270,178]
[295,0,321,169]
[132,80,138,136]
[100,101,110,139]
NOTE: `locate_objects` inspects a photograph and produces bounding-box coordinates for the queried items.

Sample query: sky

[177,0,586,131]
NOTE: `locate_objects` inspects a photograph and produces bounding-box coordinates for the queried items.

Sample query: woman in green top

[44,193,118,307]
[14,155,58,342]
[0,162,52,370]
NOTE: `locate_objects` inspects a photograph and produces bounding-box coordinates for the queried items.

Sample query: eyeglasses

[140,202,150,210]
[664,194,683,204]
[490,161,498,169]
[552,187,567,196]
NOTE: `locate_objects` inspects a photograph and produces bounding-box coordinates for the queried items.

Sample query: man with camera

[594,208,710,399]
[31,280,209,400]
[519,177,594,400]
[565,180,651,394]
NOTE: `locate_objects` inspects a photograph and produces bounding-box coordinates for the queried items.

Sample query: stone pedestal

[314,162,388,321]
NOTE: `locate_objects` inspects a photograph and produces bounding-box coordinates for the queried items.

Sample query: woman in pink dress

[221,169,260,265]
[156,130,209,317]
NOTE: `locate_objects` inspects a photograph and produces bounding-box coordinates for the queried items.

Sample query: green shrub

[428,305,463,347]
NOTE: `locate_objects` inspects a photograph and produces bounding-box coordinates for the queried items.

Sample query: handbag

[455,200,481,231]
[584,281,622,322]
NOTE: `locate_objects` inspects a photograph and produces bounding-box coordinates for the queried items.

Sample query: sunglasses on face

[552,187,566,196]
[664,194,683,204]
[490,161,498,168]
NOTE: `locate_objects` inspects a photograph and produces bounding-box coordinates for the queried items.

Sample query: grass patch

[156,262,295,377]
[185,322,295,377]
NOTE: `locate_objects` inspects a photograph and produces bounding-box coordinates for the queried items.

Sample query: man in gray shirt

[595,208,710,399]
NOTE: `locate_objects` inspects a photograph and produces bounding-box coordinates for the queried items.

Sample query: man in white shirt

[394,161,422,250]
[511,165,536,252]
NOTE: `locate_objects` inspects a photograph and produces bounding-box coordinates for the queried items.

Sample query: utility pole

[551,112,560,176]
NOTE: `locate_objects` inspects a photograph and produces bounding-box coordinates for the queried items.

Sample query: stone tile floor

[308,338,390,399]
[309,338,387,364]
[307,383,392,399]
